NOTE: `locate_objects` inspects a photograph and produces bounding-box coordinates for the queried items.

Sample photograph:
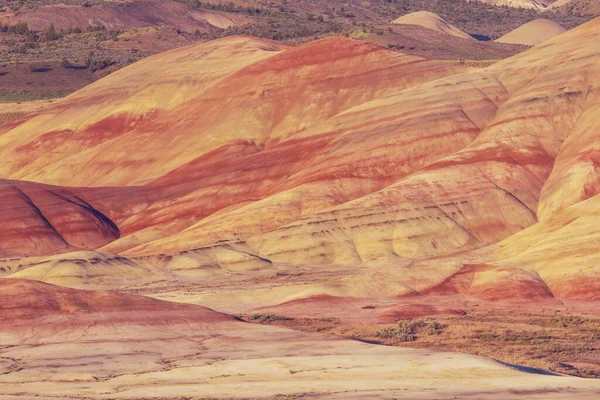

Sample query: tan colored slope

[1,251,152,287]
[491,193,600,301]
[549,0,574,7]
[549,0,600,14]
[0,35,290,184]
[537,92,600,219]
[0,99,55,128]
[240,17,600,267]
[0,36,467,256]
[126,70,508,255]
[2,279,600,399]
[495,19,567,46]
[392,11,473,40]
[1,37,463,188]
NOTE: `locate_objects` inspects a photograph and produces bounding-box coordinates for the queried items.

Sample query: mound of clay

[495,19,567,45]
[0,179,119,257]
[2,17,600,307]
[392,11,473,40]
[0,278,231,322]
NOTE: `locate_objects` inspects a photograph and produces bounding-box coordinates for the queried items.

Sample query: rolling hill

[495,19,567,45]
[1,18,599,306]
[392,11,474,40]
[2,10,600,395]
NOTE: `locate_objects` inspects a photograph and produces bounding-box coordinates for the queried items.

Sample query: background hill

[0,0,598,101]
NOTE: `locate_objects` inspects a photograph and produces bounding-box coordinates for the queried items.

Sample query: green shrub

[377,319,425,341]
[248,314,292,323]
[428,321,444,335]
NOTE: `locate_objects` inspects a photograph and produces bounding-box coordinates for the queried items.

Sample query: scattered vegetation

[1,0,598,99]
[367,0,595,39]
[85,51,114,72]
[184,0,598,41]
[177,0,266,16]
[196,10,347,43]
[237,310,600,378]
[376,319,445,341]
[0,22,29,34]
[368,311,600,378]
[427,321,444,335]
[248,313,293,323]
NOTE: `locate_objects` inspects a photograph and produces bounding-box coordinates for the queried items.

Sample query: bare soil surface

[242,310,600,378]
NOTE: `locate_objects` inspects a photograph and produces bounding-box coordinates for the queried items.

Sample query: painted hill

[2,12,600,394]
[0,35,466,256]
[1,17,600,310]
[392,11,473,40]
[495,19,567,45]
[236,18,600,304]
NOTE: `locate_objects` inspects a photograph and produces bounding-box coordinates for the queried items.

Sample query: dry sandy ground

[2,314,600,399]
[0,99,57,127]
[0,279,599,399]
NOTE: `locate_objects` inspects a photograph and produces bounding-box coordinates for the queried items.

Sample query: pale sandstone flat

[1,279,599,399]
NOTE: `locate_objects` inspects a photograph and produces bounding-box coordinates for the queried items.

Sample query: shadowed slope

[0,180,119,257]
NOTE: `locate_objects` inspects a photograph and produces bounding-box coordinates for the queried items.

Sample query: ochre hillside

[495,19,567,45]
[243,18,598,262]
[3,10,600,397]
[0,35,467,255]
[1,17,600,312]
[392,11,473,40]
